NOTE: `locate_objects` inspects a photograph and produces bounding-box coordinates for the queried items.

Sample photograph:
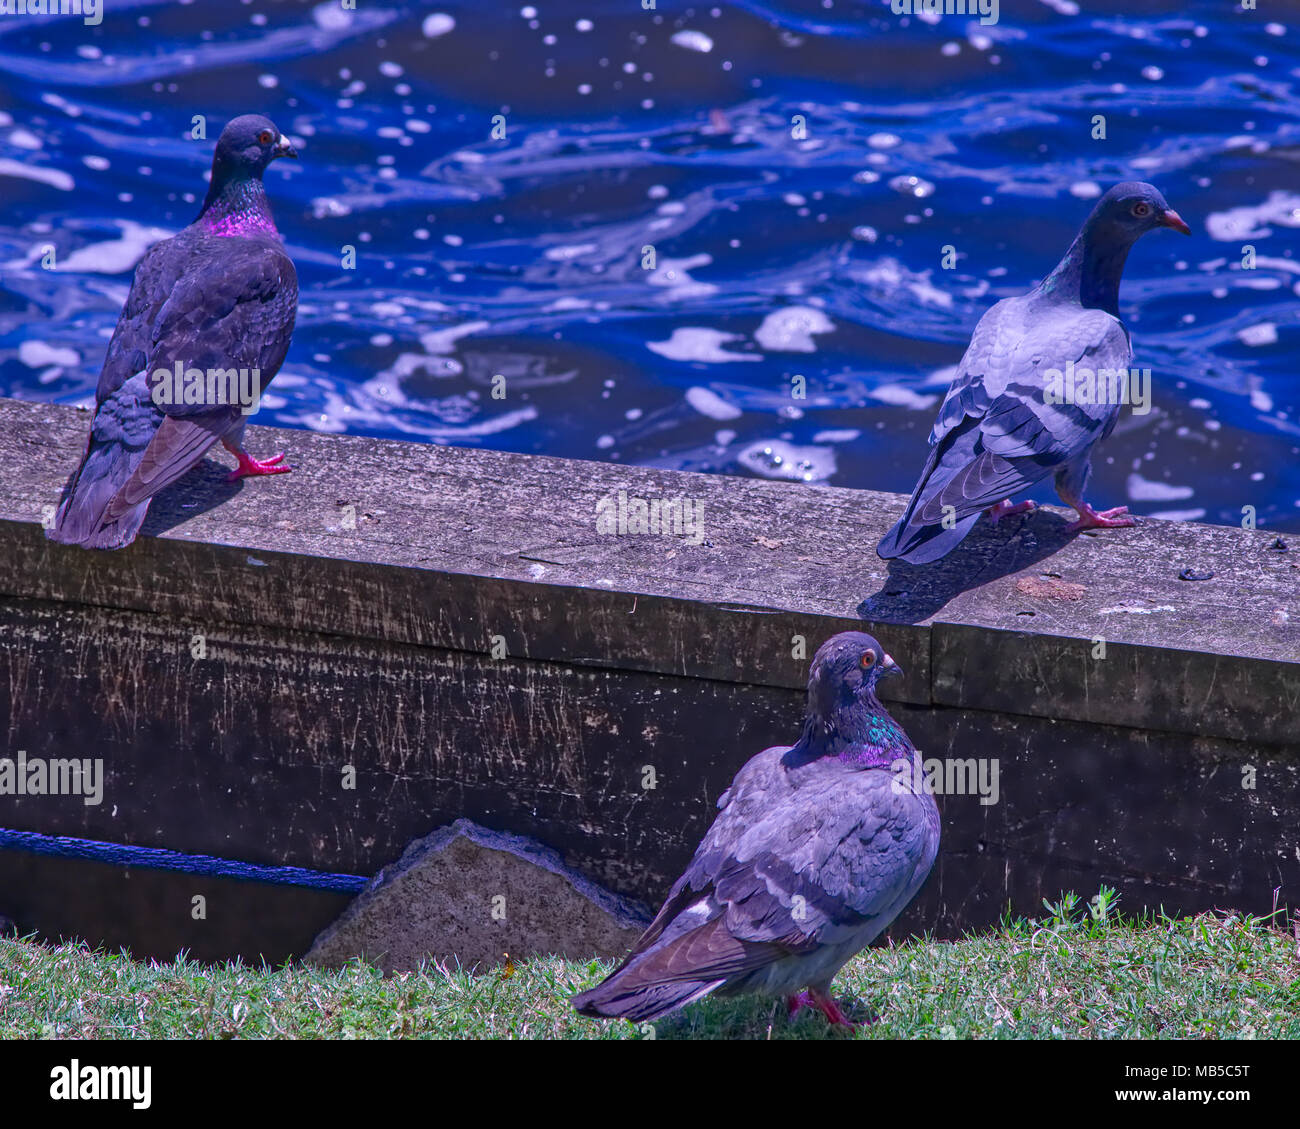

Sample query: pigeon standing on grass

[48,114,299,550]
[573,631,939,1028]
[877,182,1190,566]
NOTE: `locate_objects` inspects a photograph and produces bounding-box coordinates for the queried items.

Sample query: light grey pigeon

[47,114,298,551]
[877,182,1190,565]
[573,631,939,1028]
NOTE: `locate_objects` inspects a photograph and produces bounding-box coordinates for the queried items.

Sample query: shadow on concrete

[860,509,1080,624]
[138,457,243,537]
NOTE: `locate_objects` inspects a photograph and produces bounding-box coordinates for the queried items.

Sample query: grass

[1,890,1296,1039]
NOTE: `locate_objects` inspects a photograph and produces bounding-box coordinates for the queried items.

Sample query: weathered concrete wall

[0,396,1296,964]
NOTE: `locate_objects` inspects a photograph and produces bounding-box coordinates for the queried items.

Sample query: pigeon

[47,114,299,550]
[573,631,939,1028]
[877,182,1191,566]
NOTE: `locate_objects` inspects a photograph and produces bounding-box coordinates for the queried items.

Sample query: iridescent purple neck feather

[790,688,913,770]
[199,176,279,239]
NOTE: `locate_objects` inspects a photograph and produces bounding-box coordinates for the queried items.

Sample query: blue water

[1,0,1298,531]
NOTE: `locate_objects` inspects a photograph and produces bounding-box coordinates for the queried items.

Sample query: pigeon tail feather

[877,509,980,564]
[572,976,724,1023]
[48,436,151,550]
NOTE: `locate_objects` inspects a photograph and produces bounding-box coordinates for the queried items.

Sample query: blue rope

[0,827,368,893]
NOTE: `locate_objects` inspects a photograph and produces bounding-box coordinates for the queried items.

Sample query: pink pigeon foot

[786,987,860,1029]
[225,448,290,481]
[1065,502,1134,533]
[987,498,1037,526]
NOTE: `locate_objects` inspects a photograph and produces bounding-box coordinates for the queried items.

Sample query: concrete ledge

[0,395,1296,960]
[1,398,1295,739]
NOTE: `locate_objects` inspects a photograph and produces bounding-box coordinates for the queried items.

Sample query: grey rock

[305,819,650,974]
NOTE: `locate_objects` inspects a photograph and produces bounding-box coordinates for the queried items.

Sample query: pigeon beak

[274,134,298,160]
[879,653,904,679]
[1160,208,1190,235]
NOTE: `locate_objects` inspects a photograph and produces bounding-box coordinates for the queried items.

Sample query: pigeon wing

[110,238,297,495]
[95,235,187,404]
[144,235,298,412]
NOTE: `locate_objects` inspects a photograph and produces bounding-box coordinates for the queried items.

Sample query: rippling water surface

[1,0,1298,531]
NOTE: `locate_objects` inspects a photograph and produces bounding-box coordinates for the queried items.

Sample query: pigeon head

[792,631,909,766]
[1039,181,1189,316]
[200,115,296,233]
[211,115,297,182]
[807,632,902,708]
[1086,181,1191,243]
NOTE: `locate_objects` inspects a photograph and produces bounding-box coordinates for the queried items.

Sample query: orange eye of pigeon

[258,130,273,145]
[1132,202,1151,217]
[860,652,875,669]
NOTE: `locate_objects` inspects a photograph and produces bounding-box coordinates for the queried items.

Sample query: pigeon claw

[226,450,291,481]
[1065,503,1134,533]
[786,987,860,1029]
[987,498,1037,526]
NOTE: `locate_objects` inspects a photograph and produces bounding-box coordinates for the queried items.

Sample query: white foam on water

[856,258,952,307]
[18,341,78,368]
[1126,472,1194,501]
[312,1,352,29]
[544,242,598,261]
[648,328,758,363]
[645,254,717,299]
[1254,255,1300,274]
[754,306,835,353]
[310,197,352,219]
[1237,322,1278,347]
[57,220,172,274]
[1205,191,1300,241]
[685,386,743,420]
[671,30,713,53]
[376,353,463,384]
[543,296,591,312]
[420,321,490,354]
[889,174,935,198]
[422,13,455,38]
[1251,388,1274,413]
[0,159,73,191]
[737,439,836,483]
[869,383,939,410]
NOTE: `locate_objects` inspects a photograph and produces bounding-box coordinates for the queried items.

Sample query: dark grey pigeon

[573,631,939,1028]
[877,182,1190,566]
[47,114,298,550]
